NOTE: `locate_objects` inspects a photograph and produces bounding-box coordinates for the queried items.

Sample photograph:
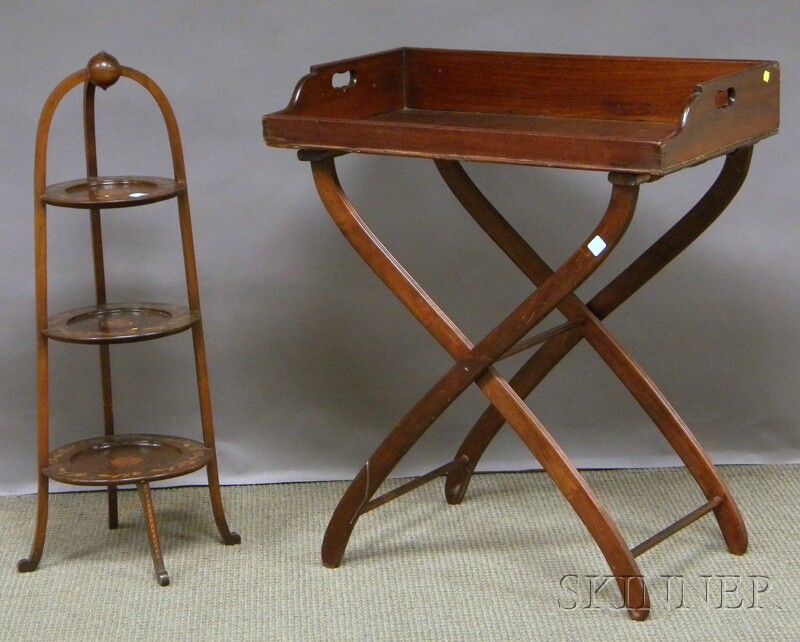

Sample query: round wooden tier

[42,176,184,208]
[45,302,199,344]
[44,434,211,486]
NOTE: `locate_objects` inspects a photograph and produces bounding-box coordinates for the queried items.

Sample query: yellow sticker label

[763,70,771,83]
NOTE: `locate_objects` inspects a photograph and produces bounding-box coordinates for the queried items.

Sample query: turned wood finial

[87,51,121,89]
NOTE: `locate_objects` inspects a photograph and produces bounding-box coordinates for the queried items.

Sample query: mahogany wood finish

[18,52,239,586]
[265,48,778,174]
[263,48,779,620]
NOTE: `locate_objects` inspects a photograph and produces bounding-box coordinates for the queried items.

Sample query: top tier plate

[43,175,184,208]
[263,48,779,175]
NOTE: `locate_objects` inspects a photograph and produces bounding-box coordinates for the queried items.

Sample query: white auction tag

[587,235,607,256]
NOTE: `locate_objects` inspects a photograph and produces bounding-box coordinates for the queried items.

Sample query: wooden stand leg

[137,482,170,587]
[582,318,747,552]
[17,474,49,573]
[178,190,240,546]
[321,361,495,568]
[98,344,119,530]
[18,331,51,573]
[205,461,241,545]
[106,485,119,530]
[84,84,119,532]
[190,322,240,546]
[477,369,650,619]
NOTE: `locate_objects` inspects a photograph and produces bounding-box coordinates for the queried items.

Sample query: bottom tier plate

[44,434,211,485]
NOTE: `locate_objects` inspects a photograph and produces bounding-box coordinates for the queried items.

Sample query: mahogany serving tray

[264,48,779,175]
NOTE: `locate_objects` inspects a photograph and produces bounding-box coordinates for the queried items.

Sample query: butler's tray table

[263,48,779,619]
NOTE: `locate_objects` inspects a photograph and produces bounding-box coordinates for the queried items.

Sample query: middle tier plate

[45,302,199,344]
[42,175,184,208]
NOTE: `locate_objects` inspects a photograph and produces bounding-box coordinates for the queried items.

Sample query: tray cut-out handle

[715,87,736,109]
[331,70,356,90]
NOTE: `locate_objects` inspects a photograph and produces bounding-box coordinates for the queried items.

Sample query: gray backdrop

[1,1,797,495]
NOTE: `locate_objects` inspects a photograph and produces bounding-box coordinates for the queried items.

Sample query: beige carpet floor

[1,465,798,640]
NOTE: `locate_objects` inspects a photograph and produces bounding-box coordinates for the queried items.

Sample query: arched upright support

[18,59,90,576]
[84,79,119,530]
[309,154,652,619]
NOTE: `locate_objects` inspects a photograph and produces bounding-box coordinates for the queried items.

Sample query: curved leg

[205,461,242,545]
[18,327,51,572]
[137,482,170,586]
[310,156,644,614]
[582,317,747,553]
[478,369,650,619]
[192,321,241,546]
[176,187,239,547]
[17,474,49,573]
[437,149,753,534]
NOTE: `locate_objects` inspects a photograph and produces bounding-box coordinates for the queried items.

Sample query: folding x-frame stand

[304,147,752,621]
